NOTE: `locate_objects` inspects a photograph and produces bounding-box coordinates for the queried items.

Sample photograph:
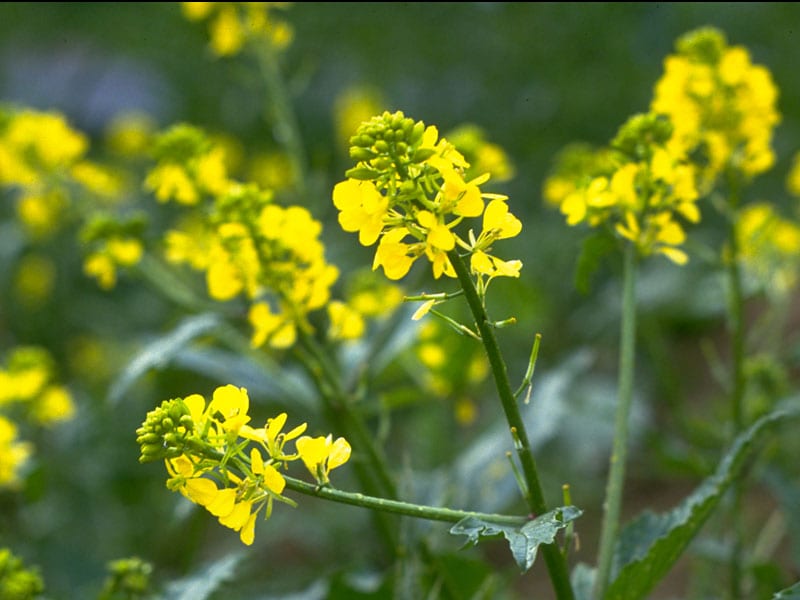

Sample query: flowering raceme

[0,106,121,239]
[545,113,701,265]
[181,2,294,57]
[651,26,780,187]
[0,347,75,488]
[333,111,522,284]
[136,385,350,545]
[147,125,339,349]
[736,203,800,294]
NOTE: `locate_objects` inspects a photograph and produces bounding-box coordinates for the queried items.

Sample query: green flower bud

[374,140,390,153]
[161,417,174,431]
[412,148,436,163]
[409,121,425,145]
[345,167,380,180]
[349,147,376,161]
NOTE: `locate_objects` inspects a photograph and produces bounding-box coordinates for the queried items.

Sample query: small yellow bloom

[295,434,351,485]
[248,302,296,349]
[332,179,388,246]
[209,384,250,434]
[372,228,415,280]
[327,300,365,340]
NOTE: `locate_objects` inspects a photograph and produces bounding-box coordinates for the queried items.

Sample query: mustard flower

[0,416,32,488]
[144,124,232,205]
[241,412,307,464]
[139,387,350,545]
[80,214,145,290]
[651,26,780,186]
[181,2,294,57]
[336,111,523,282]
[736,203,800,293]
[295,434,351,486]
[546,113,700,265]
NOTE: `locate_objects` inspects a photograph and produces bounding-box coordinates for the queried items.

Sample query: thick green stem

[284,475,529,525]
[595,243,638,599]
[447,249,575,600]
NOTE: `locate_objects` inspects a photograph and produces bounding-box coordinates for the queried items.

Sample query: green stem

[253,38,308,198]
[595,242,638,599]
[284,475,529,526]
[296,331,398,499]
[447,249,575,600]
[725,175,745,600]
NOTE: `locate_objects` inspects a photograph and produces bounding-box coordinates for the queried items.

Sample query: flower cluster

[144,124,231,206]
[546,113,701,264]
[181,2,293,57]
[652,26,780,187]
[0,106,121,238]
[147,125,339,349]
[0,347,75,488]
[0,547,44,599]
[136,385,350,545]
[80,214,146,290]
[736,203,800,294]
[326,269,404,341]
[333,111,522,285]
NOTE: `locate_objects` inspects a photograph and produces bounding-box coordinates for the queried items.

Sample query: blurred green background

[1,3,799,598]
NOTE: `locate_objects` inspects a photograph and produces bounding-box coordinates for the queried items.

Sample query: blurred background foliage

[1,3,799,598]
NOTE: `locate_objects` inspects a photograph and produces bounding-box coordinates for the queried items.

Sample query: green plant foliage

[606,406,800,600]
[450,506,582,572]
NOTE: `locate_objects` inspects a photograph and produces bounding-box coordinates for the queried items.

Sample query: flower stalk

[448,248,575,600]
[594,242,638,598]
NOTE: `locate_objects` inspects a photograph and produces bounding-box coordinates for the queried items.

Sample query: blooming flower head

[181,2,294,57]
[139,385,350,545]
[651,26,780,187]
[736,202,800,294]
[545,112,701,265]
[335,111,522,283]
[150,130,339,350]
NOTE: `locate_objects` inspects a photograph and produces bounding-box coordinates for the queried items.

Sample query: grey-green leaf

[163,552,244,600]
[606,406,800,600]
[450,505,581,572]
[773,581,800,599]
[108,313,222,404]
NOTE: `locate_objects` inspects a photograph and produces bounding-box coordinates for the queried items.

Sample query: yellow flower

[31,385,75,425]
[372,227,416,280]
[208,384,250,434]
[241,412,307,463]
[248,302,296,349]
[332,179,388,246]
[145,164,199,205]
[295,434,351,485]
[84,253,117,290]
[210,5,245,56]
[0,416,32,488]
[327,300,365,340]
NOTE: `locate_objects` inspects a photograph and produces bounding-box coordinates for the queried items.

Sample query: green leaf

[108,313,222,404]
[574,231,616,295]
[606,406,800,600]
[773,581,800,599]
[163,552,244,600]
[450,505,581,572]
